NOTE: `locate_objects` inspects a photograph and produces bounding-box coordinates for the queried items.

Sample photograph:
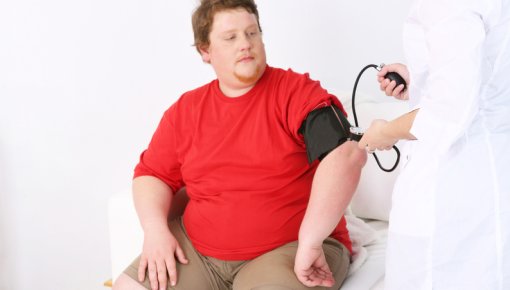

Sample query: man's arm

[133,176,174,233]
[294,141,366,287]
[133,176,188,289]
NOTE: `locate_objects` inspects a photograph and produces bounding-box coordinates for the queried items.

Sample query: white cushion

[108,188,188,281]
[108,191,143,281]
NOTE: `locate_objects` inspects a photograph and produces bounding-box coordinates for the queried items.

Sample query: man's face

[200,8,266,93]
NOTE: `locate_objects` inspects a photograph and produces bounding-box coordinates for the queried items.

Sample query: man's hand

[294,243,335,287]
[138,225,188,290]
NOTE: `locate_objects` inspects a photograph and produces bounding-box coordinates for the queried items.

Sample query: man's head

[192,0,267,96]
[192,0,262,54]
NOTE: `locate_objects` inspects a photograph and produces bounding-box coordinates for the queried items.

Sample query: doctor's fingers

[359,139,376,153]
[359,133,377,149]
[358,136,368,150]
[379,78,391,95]
[378,63,408,78]
[377,145,393,151]
[397,89,410,100]
[376,65,391,77]
[385,80,398,96]
[392,84,407,98]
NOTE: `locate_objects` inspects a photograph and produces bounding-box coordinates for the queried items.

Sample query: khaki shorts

[124,217,350,290]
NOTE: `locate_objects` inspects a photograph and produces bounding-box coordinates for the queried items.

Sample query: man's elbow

[330,140,367,172]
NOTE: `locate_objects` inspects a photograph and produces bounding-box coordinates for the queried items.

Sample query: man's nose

[239,34,253,50]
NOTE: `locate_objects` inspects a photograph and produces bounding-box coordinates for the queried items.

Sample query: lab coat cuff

[410,108,459,154]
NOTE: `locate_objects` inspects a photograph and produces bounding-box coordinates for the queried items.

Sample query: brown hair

[192,0,262,53]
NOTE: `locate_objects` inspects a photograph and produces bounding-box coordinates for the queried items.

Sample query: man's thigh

[123,217,224,290]
[233,238,350,290]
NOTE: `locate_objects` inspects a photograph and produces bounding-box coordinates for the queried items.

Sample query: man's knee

[244,285,294,290]
[112,273,147,290]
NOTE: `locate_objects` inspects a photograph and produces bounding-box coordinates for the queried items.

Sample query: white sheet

[340,218,388,290]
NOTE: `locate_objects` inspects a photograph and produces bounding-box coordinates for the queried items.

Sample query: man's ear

[199,45,211,64]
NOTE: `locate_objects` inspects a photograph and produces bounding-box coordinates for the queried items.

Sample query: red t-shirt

[134,65,352,260]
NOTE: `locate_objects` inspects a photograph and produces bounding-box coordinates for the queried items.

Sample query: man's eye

[225,35,236,40]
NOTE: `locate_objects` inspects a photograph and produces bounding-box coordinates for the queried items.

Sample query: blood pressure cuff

[299,105,352,163]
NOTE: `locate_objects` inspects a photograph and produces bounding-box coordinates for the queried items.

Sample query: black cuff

[299,105,352,163]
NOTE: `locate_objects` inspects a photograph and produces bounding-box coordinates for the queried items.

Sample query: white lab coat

[385,0,510,289]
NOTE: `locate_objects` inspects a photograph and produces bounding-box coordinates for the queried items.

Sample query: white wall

[0,0,410,289]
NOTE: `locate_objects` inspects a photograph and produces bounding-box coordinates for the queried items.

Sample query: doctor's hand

[377,63,410,100]
[294,243,335,287]
[359,119,398,153]
[138,225,189,290]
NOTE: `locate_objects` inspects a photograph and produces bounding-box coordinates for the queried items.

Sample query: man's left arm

[294,140,366,287]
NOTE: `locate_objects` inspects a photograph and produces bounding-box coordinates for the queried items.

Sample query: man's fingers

[148,261,159,290]
[138,257,148,282]
[312,272,330,281]
[316,267,332,277]
[175,246,189,264]
[300,274,333,288]
[314,266,334,281]
[157,259,168,290]
[165,257,178,287]
[309,272,335,287]
[298,275,318,287]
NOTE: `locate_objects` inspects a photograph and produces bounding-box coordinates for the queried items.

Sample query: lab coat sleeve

[410,0,492,152]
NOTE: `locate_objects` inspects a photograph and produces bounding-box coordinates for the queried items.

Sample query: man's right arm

[133,176,188,289]
[133,176,174,231]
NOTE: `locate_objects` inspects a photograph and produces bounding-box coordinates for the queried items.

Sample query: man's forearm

[133,176,174,232]
[299,142,366,246]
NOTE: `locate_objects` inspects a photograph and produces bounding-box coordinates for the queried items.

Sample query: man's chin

[234,68,262,84]
[235,74,258,84]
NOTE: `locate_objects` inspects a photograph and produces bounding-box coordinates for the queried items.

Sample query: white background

[0,0,411,289]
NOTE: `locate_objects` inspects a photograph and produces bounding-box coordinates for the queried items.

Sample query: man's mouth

[238,55,254,62]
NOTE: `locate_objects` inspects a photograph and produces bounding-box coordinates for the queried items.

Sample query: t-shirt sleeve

[282,70,346,146]
[133,104,184,193]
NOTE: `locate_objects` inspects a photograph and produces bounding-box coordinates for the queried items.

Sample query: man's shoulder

[268,65,307,79]
[165,80,216,124]
[265,66,316,89]
[178,79,216,103]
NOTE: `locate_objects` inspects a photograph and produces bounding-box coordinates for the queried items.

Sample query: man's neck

[219,82,256,97]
